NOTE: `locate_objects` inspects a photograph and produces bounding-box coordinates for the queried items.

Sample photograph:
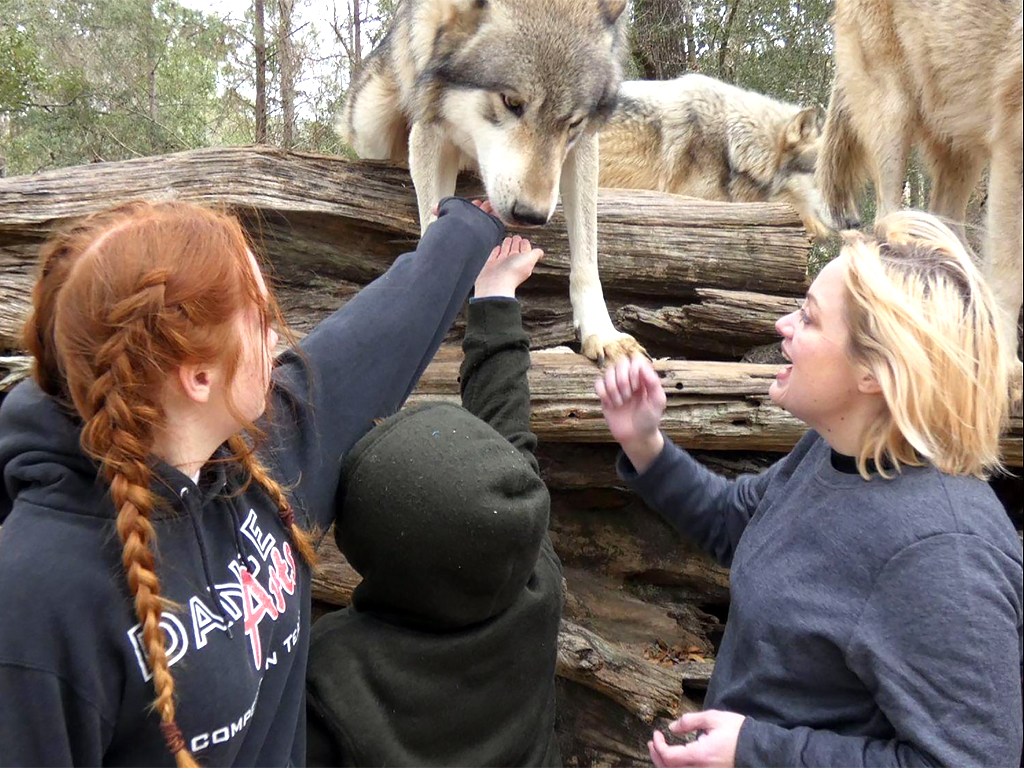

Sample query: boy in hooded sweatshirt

[305,235,564,767]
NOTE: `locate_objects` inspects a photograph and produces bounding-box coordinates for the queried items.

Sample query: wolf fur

[599,74,838,240]
[816,0,1024,395]
[339,0,643,363]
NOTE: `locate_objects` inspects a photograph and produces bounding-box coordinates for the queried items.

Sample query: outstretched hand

[474,235,544,299]
[431,198,500,220]
[595,354,666,473]
[649,710,744,768]
[470,198,499,219]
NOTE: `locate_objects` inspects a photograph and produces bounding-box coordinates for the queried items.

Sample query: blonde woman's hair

[841,210,1008,480]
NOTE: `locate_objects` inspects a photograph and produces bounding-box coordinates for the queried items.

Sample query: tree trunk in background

[351,0,362,82]
[254,0,268,144]
[631,0,689,80]
[717,0,742,81]
[278,0,296,148]
[145,0,160,148]
[683,0,697,72]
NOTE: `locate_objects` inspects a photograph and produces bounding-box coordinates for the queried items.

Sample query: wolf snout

[510,202,550,227]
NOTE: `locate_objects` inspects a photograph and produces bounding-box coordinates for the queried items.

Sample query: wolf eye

[501,93,524,117]
[568,116,585,130]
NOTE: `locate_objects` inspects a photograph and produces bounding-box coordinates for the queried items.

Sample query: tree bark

[254,0,268,144]
[0,145,811,290]
[717,0,742,81]
[351,0,362,82]
[277,0,296,148]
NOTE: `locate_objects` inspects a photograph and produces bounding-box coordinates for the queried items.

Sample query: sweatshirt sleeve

[735,532,1024,767]
[617,437,782,567]
[0,664,113,765]
[268,198,505,530]
[459,298,538,473]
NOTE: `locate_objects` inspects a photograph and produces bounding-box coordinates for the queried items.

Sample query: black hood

[0,379,232,524]
[336,402,550,629]
[0,380,107,524]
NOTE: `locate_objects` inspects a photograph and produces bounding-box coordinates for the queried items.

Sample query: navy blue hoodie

[0,198,504,767]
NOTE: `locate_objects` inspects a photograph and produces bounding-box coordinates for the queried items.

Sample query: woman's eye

[501,93,524,116]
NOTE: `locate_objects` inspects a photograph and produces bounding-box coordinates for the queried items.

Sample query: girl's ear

[177,363,215,404]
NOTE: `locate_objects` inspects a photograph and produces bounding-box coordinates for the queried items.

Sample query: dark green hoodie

[306,299,564,767]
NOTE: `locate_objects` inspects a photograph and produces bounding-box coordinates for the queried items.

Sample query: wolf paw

[581,332,647,367]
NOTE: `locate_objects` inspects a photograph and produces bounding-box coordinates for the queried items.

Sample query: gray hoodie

[620,433,1023,767]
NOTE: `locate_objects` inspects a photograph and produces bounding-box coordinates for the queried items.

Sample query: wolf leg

[817,81,867,230]
[561,132,645,366]
[409,121,461,235]
[343,64,408,162]
[985,114,1024,411]
[922,137,985,239]
[861,92,913,220]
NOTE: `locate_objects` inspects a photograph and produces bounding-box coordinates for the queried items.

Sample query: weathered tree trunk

[0,145,812,360]
[254,0,268,144]
[277,0,296,148]
[1,150,1021,461]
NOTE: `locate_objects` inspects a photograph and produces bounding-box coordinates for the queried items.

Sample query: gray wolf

[339,0,645,363]
[816,0,1023,397]
[598,74,839,240]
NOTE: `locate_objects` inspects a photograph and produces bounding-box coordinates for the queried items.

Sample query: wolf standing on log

[598,74,839,241]
[339,0,645,365]
[816,0,1024,402]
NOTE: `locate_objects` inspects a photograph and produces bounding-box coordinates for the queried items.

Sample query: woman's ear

[177,362,215,404]
[856,366,883,395]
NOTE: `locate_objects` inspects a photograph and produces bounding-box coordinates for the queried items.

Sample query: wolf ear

[599,0,627,25]
[438,0,488,34]
[784,107,820,149]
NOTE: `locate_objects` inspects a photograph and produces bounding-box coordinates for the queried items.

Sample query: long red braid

[25,201,316,766]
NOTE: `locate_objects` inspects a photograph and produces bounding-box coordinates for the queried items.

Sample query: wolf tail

[816,81,866,230]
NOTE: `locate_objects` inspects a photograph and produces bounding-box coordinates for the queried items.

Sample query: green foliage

[1,0,229,174]
[630,0,834,108]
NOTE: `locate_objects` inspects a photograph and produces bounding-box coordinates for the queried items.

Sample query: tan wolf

[816,0,1023,397]
[599,74,839,240]
[339,0,644,364]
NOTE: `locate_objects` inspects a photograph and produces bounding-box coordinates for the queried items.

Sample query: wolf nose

[510,202,548,227]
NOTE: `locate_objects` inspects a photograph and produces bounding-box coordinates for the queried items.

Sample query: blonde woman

[596,211,1023,767]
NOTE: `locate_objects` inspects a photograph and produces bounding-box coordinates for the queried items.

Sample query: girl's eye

[799,306,811,325]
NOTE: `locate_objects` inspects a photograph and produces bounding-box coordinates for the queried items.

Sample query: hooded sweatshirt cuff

[465,296,525,344]
[615,433,676,486]
[735,716,787,767]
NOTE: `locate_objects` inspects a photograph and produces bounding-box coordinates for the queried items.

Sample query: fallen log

[410,347,1024,464]
[2,344,1021,463]
[0,146,812,359]
[616,289,803,359]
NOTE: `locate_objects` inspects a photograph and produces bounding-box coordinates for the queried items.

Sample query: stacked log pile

[1,147,1021,766]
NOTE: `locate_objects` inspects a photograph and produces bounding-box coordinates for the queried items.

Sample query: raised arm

[267,198,505,529]
[459,235,545,468]
[598,355,784,566]
[460,298,535,465]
